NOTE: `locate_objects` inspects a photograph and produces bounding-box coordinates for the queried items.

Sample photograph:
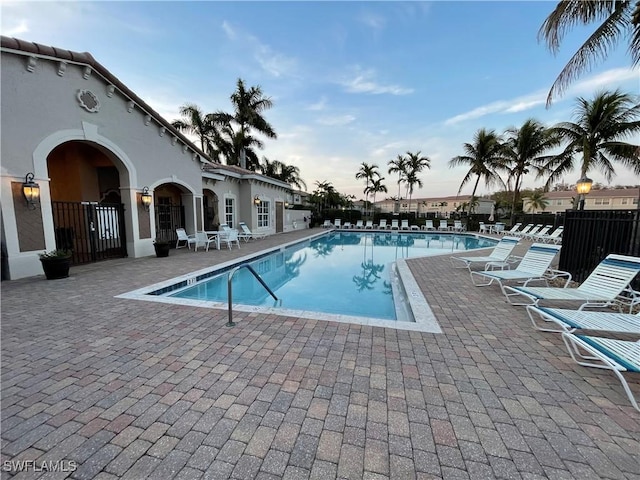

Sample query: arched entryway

[153,183,189,245]
[47,141,128,264]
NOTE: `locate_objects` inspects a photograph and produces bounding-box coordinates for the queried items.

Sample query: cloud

[307,96,328,111]
[443,67,639,126]
[340,67,413,95]
[220,20,297,78]
[357,11,386,30]
[3,19,29,36]
[317,114,356,126]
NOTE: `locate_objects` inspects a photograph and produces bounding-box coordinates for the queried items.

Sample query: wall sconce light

[141,186,152,211]
[22,172,40,210]
[285,201,290,209]
[575,175,593,210]
[254,195,261,206]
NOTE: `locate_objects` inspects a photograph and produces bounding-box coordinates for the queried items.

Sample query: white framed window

[621,198,629,205]
[224,197,235,228]
[258,200,270,228]
[633,198,638,205]
[594,198,610,205]
[556,199,563,205]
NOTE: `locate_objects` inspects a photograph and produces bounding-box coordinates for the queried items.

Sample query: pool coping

[116,230,494,333]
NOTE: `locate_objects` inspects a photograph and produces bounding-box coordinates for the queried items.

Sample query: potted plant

[153,238,170,257]
[39,249,72,280]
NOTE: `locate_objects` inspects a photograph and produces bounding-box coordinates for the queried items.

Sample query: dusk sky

[3,1,638,200]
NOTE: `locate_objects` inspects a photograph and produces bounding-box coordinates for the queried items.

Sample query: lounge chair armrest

[545,269,572,287]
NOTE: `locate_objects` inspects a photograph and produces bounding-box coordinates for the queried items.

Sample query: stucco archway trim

[149,176,198,195]
[32,123,138,187]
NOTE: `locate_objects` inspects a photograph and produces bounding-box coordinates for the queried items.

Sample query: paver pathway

[2,229,639,479]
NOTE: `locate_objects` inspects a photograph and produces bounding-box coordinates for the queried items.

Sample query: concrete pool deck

[2,228,639,479]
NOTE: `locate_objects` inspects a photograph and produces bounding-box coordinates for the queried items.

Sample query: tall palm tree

[544,90,640,189]
[171,103,220,160]
[539,0,640,105]
[231,78,277,140]
[260,158,307,190]
[355,163,380,217]
[448,129,506,215]
[366,177,388,214]
[502,119,561,223]
[525,190,549,213]
[404,151,431,216]
[387,154,408,212]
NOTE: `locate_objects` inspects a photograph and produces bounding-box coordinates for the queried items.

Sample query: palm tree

[366,177,388,214]
[539,1,640,105]
[404,151,431,216]
[502,119,561,223]
[171,103,220,159]
[544,90,640,189]
[448,129,506,215]
[526,190,550,213]
[387,154,408,212]
[355,163,380,217]
[260,158,307,190]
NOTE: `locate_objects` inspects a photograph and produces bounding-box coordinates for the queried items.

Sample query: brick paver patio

[2,229,639,479]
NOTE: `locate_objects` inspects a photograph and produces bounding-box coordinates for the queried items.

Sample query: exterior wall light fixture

[22,172,40,210]
[254,195,261,206]
[575,175,593,210]
[141,186,152,211]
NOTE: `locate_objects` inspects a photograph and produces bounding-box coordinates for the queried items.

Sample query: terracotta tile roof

[1,35,285,187]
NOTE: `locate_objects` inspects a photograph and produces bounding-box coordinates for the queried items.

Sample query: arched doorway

[47,141,128,264]
[153,183,188,245]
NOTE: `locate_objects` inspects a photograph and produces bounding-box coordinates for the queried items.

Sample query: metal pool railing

[227,263,278,326]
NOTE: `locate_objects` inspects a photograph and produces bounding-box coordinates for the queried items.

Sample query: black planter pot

[154,242,170,257]
[40,256,71,280]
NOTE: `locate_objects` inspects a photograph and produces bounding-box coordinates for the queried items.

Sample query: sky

[2,1,639,201]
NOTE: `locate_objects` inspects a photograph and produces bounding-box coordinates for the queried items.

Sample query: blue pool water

[167,232,497,321]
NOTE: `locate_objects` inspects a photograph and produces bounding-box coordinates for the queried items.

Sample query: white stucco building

[1,36,307,280]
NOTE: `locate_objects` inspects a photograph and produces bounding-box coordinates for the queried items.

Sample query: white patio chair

[365,220,374,229]
[219,228,241,249]
[390,219,399,230]
[470,243,564,296]
[438,220,449,231]
[561,333,640,411]
[410,223,420,231]
[502,254,640,308]
[520,224,543,240]
[526,306,640,333]
[322,220,332,229]
[535,226,563,244]
[450,236,520,272]
[511,224,534,238]
[343,221,352,229]
[334,219,341,228]
[400,219,409,230]
[525,225,551,241]
[355,220,364,229]
[194,231,216,252]
[453,220,465,232]
[378,219,388,230]
[175,228,196,250]
[422,220,435,231]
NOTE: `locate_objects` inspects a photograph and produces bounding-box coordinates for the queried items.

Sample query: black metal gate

[52,201,127,265]
[155,205,185,245]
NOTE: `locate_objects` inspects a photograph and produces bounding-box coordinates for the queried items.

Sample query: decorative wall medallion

[77,89,100,113]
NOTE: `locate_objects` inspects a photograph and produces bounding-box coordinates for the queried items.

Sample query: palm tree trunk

[467,176,481,215]
[510,173,522,225]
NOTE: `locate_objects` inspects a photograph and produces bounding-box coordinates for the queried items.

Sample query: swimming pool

[119,231,497,332]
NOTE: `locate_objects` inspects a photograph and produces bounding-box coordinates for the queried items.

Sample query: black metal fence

[155,205,185,245]
[558,209,640,285]
[52,201,127,265]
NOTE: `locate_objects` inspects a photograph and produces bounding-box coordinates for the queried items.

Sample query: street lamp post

[576,175,593,210]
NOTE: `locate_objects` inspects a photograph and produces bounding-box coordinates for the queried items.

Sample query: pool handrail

[227,263,278,326]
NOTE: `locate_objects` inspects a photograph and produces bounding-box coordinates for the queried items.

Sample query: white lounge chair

[176,228,196,250]
[378,219,388,230]
[334,219,341,228]
[561,333,640,411]
[520,224,543,240]
[401,219,409,230]
[535,226,563,244]
[438,220,449,231]
[453,220,464,232]
[410,223,420,231]
[526,306,640,333]
[511,224,534,238]
[422,220,435,231]
[365,220,374,229]
[343,221,352,229]
[390,219,399,230]
[470,243,563,296]
[355,220,364,229]
[450,236,520,272]
[238,222,266,241]
[322,220,332,229]
[503,254,640,308]
[525,225,551,240]
[501,223,522,236]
